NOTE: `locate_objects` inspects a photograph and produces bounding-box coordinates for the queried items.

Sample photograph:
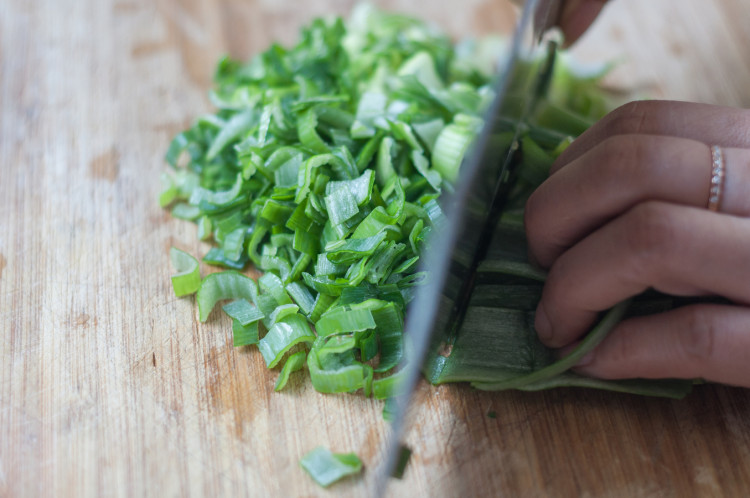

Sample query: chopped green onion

[233,320,259,347]
[275,350,307,391]
[299,446,363,487]
[169,248,201,297]
[222,299,264,326]
[391,444,412,479]
[197,272,257,322]
[258,313,315,368]
[163,5,684,413]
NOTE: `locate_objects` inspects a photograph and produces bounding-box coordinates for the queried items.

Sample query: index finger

[552,101,750,176]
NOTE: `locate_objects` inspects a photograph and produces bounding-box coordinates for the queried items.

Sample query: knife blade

[374,0,562,494]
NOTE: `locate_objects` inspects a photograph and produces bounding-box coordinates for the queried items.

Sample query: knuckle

[620,202,680,279]
[604,101,655,137]
[678,307,717,364]
[594,135,651,188]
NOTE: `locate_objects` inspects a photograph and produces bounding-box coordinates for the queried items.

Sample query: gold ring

[708,145,725,212]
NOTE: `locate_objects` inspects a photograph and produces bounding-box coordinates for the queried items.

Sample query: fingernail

[534,302,553,343]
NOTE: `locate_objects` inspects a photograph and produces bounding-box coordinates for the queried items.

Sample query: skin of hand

[524,101,750,387]
[557,0,610,46]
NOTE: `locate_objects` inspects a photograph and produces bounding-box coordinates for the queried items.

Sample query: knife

[375,0,563,494]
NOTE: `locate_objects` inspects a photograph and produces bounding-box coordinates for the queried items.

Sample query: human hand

[556,0,610,46]
[524,101,750,387]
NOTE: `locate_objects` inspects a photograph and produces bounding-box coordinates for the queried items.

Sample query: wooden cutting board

[2,1,750,496]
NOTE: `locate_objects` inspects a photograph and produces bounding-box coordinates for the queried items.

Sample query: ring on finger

[708,145,725,212]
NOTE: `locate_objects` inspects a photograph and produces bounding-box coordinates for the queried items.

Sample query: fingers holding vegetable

[571,304,750,388]
[534,202,750,348]
[525,100,750,384]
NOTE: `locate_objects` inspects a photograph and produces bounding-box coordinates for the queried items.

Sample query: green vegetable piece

[472,301,630,390]
[197,216,213,241]
[206,110,256,160]
[222,299,264,326]
[298,108,329,153]
[382,397,397,422]
[189,173,243,207]
[299,446,363,488]
[310,293,338,322]
[159,173,177,207]
[285,281,316,315]
[197,271,257,322]
[391,445,412,479]
[161,6,677,401]
[258,313,315,368]
[233,319,259,347]
[202,247,247,270]
[324,185,359,227]
[376,136,397,187]
[315,308,376,337]
[269,303,300,326]
[324,232,387,264]
[275,351,307,391]
[222,227,246,262]
[325,169,375,207]
[412,118,444,152]
[372,367,406,399]
[259,273,293,305]
[431,115,482,183]
[171,203,201,220]
[307,338,371,394]
[169,248,201,297]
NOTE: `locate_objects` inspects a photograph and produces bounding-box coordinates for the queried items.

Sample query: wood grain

[1,1,749,497]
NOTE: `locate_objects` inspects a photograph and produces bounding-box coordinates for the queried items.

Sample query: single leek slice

[324,232,387,264]
[222,299,264,326]
[307,338,370,394]
[189,173,243,207]
[169,248,201,297]
[431,114,483,183]
[275,350,307,391]
[286,281,316,315]
[299,446,363,487]
[372,367,406,399]
[171,203,201,220]
[298,108,330,154]
[196,272,258,322]
[206,110,256,160]
[391,445,412,479]
[259,273,293,306]
[269,303,300,326]
[258,313,315,368]
[233,320,259,347]
[315,308,376,337]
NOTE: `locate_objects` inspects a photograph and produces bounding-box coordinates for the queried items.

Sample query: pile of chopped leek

[161,4,692,404]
